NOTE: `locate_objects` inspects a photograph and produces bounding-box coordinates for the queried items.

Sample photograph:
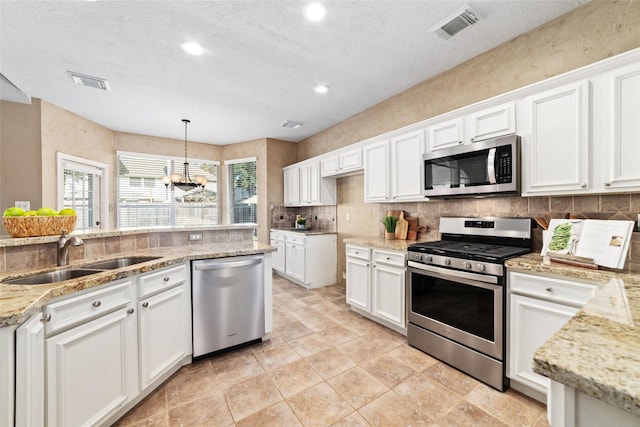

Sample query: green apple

[3,207,26,217]
[59,208,76,216]
[24,210,37,216]
[36,207,56,216]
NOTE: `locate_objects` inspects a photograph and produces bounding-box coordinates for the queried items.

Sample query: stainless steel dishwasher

[191,255,265,357]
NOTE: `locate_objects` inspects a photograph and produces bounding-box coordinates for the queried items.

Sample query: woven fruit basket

[2,216,77,238]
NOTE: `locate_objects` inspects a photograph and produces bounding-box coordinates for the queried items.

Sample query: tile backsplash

[271,205,337,232]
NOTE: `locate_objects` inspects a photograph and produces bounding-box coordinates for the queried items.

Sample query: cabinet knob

[355,251,359,254]
[545,287,553,293]
[92,301,102,308]
[386,257,391,261]
[604,182,611,187]
[127,308,135,315]
[142,302,149,308]
[581,183,587,188]
[163,277,170,282]
[41,314,51,323]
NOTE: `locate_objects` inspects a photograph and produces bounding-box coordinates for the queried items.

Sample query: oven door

[408,261,504,360]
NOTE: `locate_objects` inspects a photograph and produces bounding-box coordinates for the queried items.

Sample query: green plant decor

[296,218,306,225]
[382,215,398,233]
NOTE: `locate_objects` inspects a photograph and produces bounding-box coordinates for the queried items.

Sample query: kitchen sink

[80,256,161,270]
[3,269,106,285]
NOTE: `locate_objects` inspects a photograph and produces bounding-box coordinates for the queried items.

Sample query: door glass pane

[62,169,101,231]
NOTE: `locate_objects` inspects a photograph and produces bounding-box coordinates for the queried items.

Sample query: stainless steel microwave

[423,134,520,198]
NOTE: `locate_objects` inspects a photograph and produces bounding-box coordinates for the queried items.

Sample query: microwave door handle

[487,148,497,184]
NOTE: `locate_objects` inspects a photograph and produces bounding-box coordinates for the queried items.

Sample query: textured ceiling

[0,1,587,145]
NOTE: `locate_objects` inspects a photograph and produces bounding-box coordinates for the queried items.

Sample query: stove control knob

[463,262,472,270]
[425,255,433,263]
[444,258,451,266]
[415,254,422,261]
[477,264,486,272]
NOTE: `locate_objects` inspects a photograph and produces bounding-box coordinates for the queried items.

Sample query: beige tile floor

[114,273,550,427]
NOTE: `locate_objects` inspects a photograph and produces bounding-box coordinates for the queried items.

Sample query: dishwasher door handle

[194,258,263,271]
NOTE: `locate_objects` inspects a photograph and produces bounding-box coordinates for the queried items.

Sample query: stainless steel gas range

[407,216,533,391]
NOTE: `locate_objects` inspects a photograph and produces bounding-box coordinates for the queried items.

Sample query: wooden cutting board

[406,216,418,240]
[395,211,408,240]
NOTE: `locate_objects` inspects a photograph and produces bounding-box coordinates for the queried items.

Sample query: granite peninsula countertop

[0,241,275,328]
[270,228,337,236]
[506,253,640,417]
[343,236,428,251]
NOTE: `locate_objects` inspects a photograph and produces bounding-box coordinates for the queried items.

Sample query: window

[117,151,219,228]
[226,157,257,224]
[57,153,109,231]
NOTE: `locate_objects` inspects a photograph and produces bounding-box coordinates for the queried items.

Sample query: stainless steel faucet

[57,230,83,266]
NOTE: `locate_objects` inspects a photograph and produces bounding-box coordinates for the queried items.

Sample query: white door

[15,312,45,427]
[283,168,300,206]
[138,285,190,390]
[363,140,390,202]
[46,307,138,427]
[509,294,578,395]
[390,130,425,201]
[285,243,306,282]
[602,63,640,190]
[468,101,516,142]
[346,257,371,311]
[523,80,590,194]
[302,162,320,205]
[272,240,286,273]
[428,117,464,151]
[371,263,406,329]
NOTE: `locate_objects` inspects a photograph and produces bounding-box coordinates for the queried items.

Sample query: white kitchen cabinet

[272,230,337,288]
[46,302,138,427]
[427,117,464,151]
[346,245,407,334]
[283,167,300,206]
[137,265,190,390]
[364,129,425,203]
[599,62,640,190]
[321,147,363,177]
[467,101,516,142]
[522,80,591,195]
[508,271,598,403]
[15,312,45,427]
[270,230,286,273]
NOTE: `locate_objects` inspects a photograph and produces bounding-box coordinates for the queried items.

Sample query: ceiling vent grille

[281,120,303,129]
[432,6,480,40]
[68,71,111,91]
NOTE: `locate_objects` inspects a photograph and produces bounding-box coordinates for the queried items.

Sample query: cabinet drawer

[372,249,406,267]
[45,280,133,336]
[138,264,187,299]
[346,245,370,261]
[270,231,285,242]
[509,272,598,307]
[285,234,306,246]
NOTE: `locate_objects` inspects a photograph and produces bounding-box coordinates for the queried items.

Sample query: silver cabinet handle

[545,287,553,293]
[142,302,149,308]
[127,308,135,314]
[41,314,51,323]
[163,277,170,282]
[92,301,101,308]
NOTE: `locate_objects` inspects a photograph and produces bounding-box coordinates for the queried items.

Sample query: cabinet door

[283,168,300,206]
[363,140,390,202]
[302,162,320,205]
[15,312,45,427]
[602,63,640,190]
[272,240,286,273]
[339,148,363,171]
[509,294,578,395]
[320,155,340,176]
[346,257,370,311]
[46,307,138,427]
[285,243,306,283]
[468,101,516,142]
[371,263,406,329]
[523,80,590,194]
[390,130,425,201]
[428,117,464,151]
[138,284,190,390]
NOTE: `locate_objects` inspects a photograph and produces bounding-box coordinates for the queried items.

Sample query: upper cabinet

[600,62,640,190]
[284,160,336,207]
[427,117,464,151]
[320,147,363,177]
[521,80,591,195]
[364,129,425,203]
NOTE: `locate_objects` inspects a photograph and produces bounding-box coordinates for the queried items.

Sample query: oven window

[411,273,495,341]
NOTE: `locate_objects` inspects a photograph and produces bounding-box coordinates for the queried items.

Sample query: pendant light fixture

[162,119,207,191]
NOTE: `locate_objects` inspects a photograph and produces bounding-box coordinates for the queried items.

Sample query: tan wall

[0,99,42,212]
[266,138,298,213]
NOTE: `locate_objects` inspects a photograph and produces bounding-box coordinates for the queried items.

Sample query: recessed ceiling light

[281,120,303,129]
[181,41,205,56]
[314,84,330,94]
[304,2,327,21]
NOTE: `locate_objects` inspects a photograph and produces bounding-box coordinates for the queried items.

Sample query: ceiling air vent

[68,71,111,91]
[281,120,303,129]
[432,6,481,40]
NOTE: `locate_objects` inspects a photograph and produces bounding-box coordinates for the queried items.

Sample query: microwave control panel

[496,146,512,183]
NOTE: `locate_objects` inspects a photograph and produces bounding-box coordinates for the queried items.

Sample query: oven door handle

[487,147,497,184]
[408,261,498,286]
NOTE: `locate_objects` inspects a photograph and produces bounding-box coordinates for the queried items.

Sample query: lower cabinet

[14,263,191,427]
[346,245,407,334]
[270,231,286,274]
[508,271,598,403]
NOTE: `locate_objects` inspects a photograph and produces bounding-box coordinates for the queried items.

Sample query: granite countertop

[0,241,275,328]
[343,236,428,251]
[506,253,640,417]
[270,228,337,236]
